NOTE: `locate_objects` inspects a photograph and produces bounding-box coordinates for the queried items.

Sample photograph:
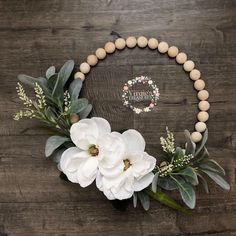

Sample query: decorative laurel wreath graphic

[14,36,229,212]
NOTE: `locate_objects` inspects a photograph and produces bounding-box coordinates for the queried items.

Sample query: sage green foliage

[14,60,93,160]
[150,128,230,211]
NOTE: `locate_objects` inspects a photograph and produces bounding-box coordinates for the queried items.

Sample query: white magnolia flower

[60,117,125,187]
[96,129,156,200]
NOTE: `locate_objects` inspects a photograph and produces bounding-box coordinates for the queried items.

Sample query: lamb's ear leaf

[52,60,74,98]
[195,129,208,156]
[184,130,195,155]
[69,79,83,101]
[133,192,138,208]
[137,191,150,211]
[79,104,93,119]
[197,172,209,194]
[45,136,70,157]
[46,66,56,79]
[178,167,199,186]
[201,159,225,175]
[152,173,159,193]
[69,98,88,114]
[18,74,47,88]
[201,169,230,190]
[157,176,178,190]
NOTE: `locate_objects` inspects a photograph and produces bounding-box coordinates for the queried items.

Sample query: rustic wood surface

[0,0,236,235]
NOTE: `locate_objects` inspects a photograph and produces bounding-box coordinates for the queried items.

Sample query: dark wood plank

[0,0,236,235]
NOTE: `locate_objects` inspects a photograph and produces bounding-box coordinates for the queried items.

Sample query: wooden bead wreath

[122,76,160,114]
[14,36,229,213]
[74,36,210,143]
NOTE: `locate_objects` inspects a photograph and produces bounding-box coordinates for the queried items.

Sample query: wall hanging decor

[14,36,230,213]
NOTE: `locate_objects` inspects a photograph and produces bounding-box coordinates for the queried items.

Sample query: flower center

[123,159,131,171]
[89,145,99,156]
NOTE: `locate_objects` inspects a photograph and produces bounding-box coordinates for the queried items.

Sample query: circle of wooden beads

[122,76,160,114]
[75,36,210,143]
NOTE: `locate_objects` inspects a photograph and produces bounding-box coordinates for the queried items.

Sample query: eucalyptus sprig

[149,128,230,211]
[14,60,92,158]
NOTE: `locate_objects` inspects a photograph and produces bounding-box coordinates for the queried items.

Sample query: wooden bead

[70,113,80,124]
[194,79,205,91]
[198,101,210,111]
[80,62,90,74]
[95,48,106,60]
[168,46,179,58]
[137,36,148,48]
[148,38,158,49]
[195,122,207,133]
[104,42,116,54]
[87,55,98,66]
[74,71,85,81]
[158,41,169,53]
[115,38,126,50]
[183,60,195,72]
[190,69,201,80]
[176,52,187,64]
[126,36,137,48]
[197,111,209,122]
[198,90,209,100]
[191,132,202,143]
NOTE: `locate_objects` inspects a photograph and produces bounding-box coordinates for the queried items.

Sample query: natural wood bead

[195,122,207,133]
[198,101,210,111]
[168,46,179,58]
[137,36,148,48]
[104,42,116,54]
[95,48,106,59]
[183,60,195,72]
[115,38,126,50]
[148,38,158,49]
[197,111,209,122]
[191,132,202,143]
[74,71,85,81]
[158,41,169,53]
[80,62,90,74]
[70,113,80,124]
[198,90,209,100]
[194,79,205,91]
[190,69,201,80]
[176,52,187,64]
[87,55,98,66]
[126,36,137,48]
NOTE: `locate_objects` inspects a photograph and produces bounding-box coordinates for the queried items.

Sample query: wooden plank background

[0,0,236,235]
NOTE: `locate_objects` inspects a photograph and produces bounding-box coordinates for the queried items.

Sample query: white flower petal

[77,169,96,188]
[122,129,146,153]
[92,117,111,135]
[70,119,99,148]
[81,157,99,179]
[133,172,154,191]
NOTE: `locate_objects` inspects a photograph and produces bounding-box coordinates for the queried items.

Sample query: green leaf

[133,192,138,208]
[47,73,58,91]
[201,159,225,175]
[195,129,208,156]
[178,167,199,186]
[184,130,196,155]
[157,176,178,190]
[46,66,56,79]
[69,79,82,101]
[201,169,230,190]
[79,104,93,119]
[45,135,70,157]
[18,74,47,87]
[171,176,196,209]
[197,172,209,194]
[145,189,191,214]
[69,98,88,114]
[52,60,74,98]
[50,148,66,164]
[152,173,159,192]
[137,192,150,211]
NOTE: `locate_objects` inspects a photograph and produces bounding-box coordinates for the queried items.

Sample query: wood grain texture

[0,0,236,235]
